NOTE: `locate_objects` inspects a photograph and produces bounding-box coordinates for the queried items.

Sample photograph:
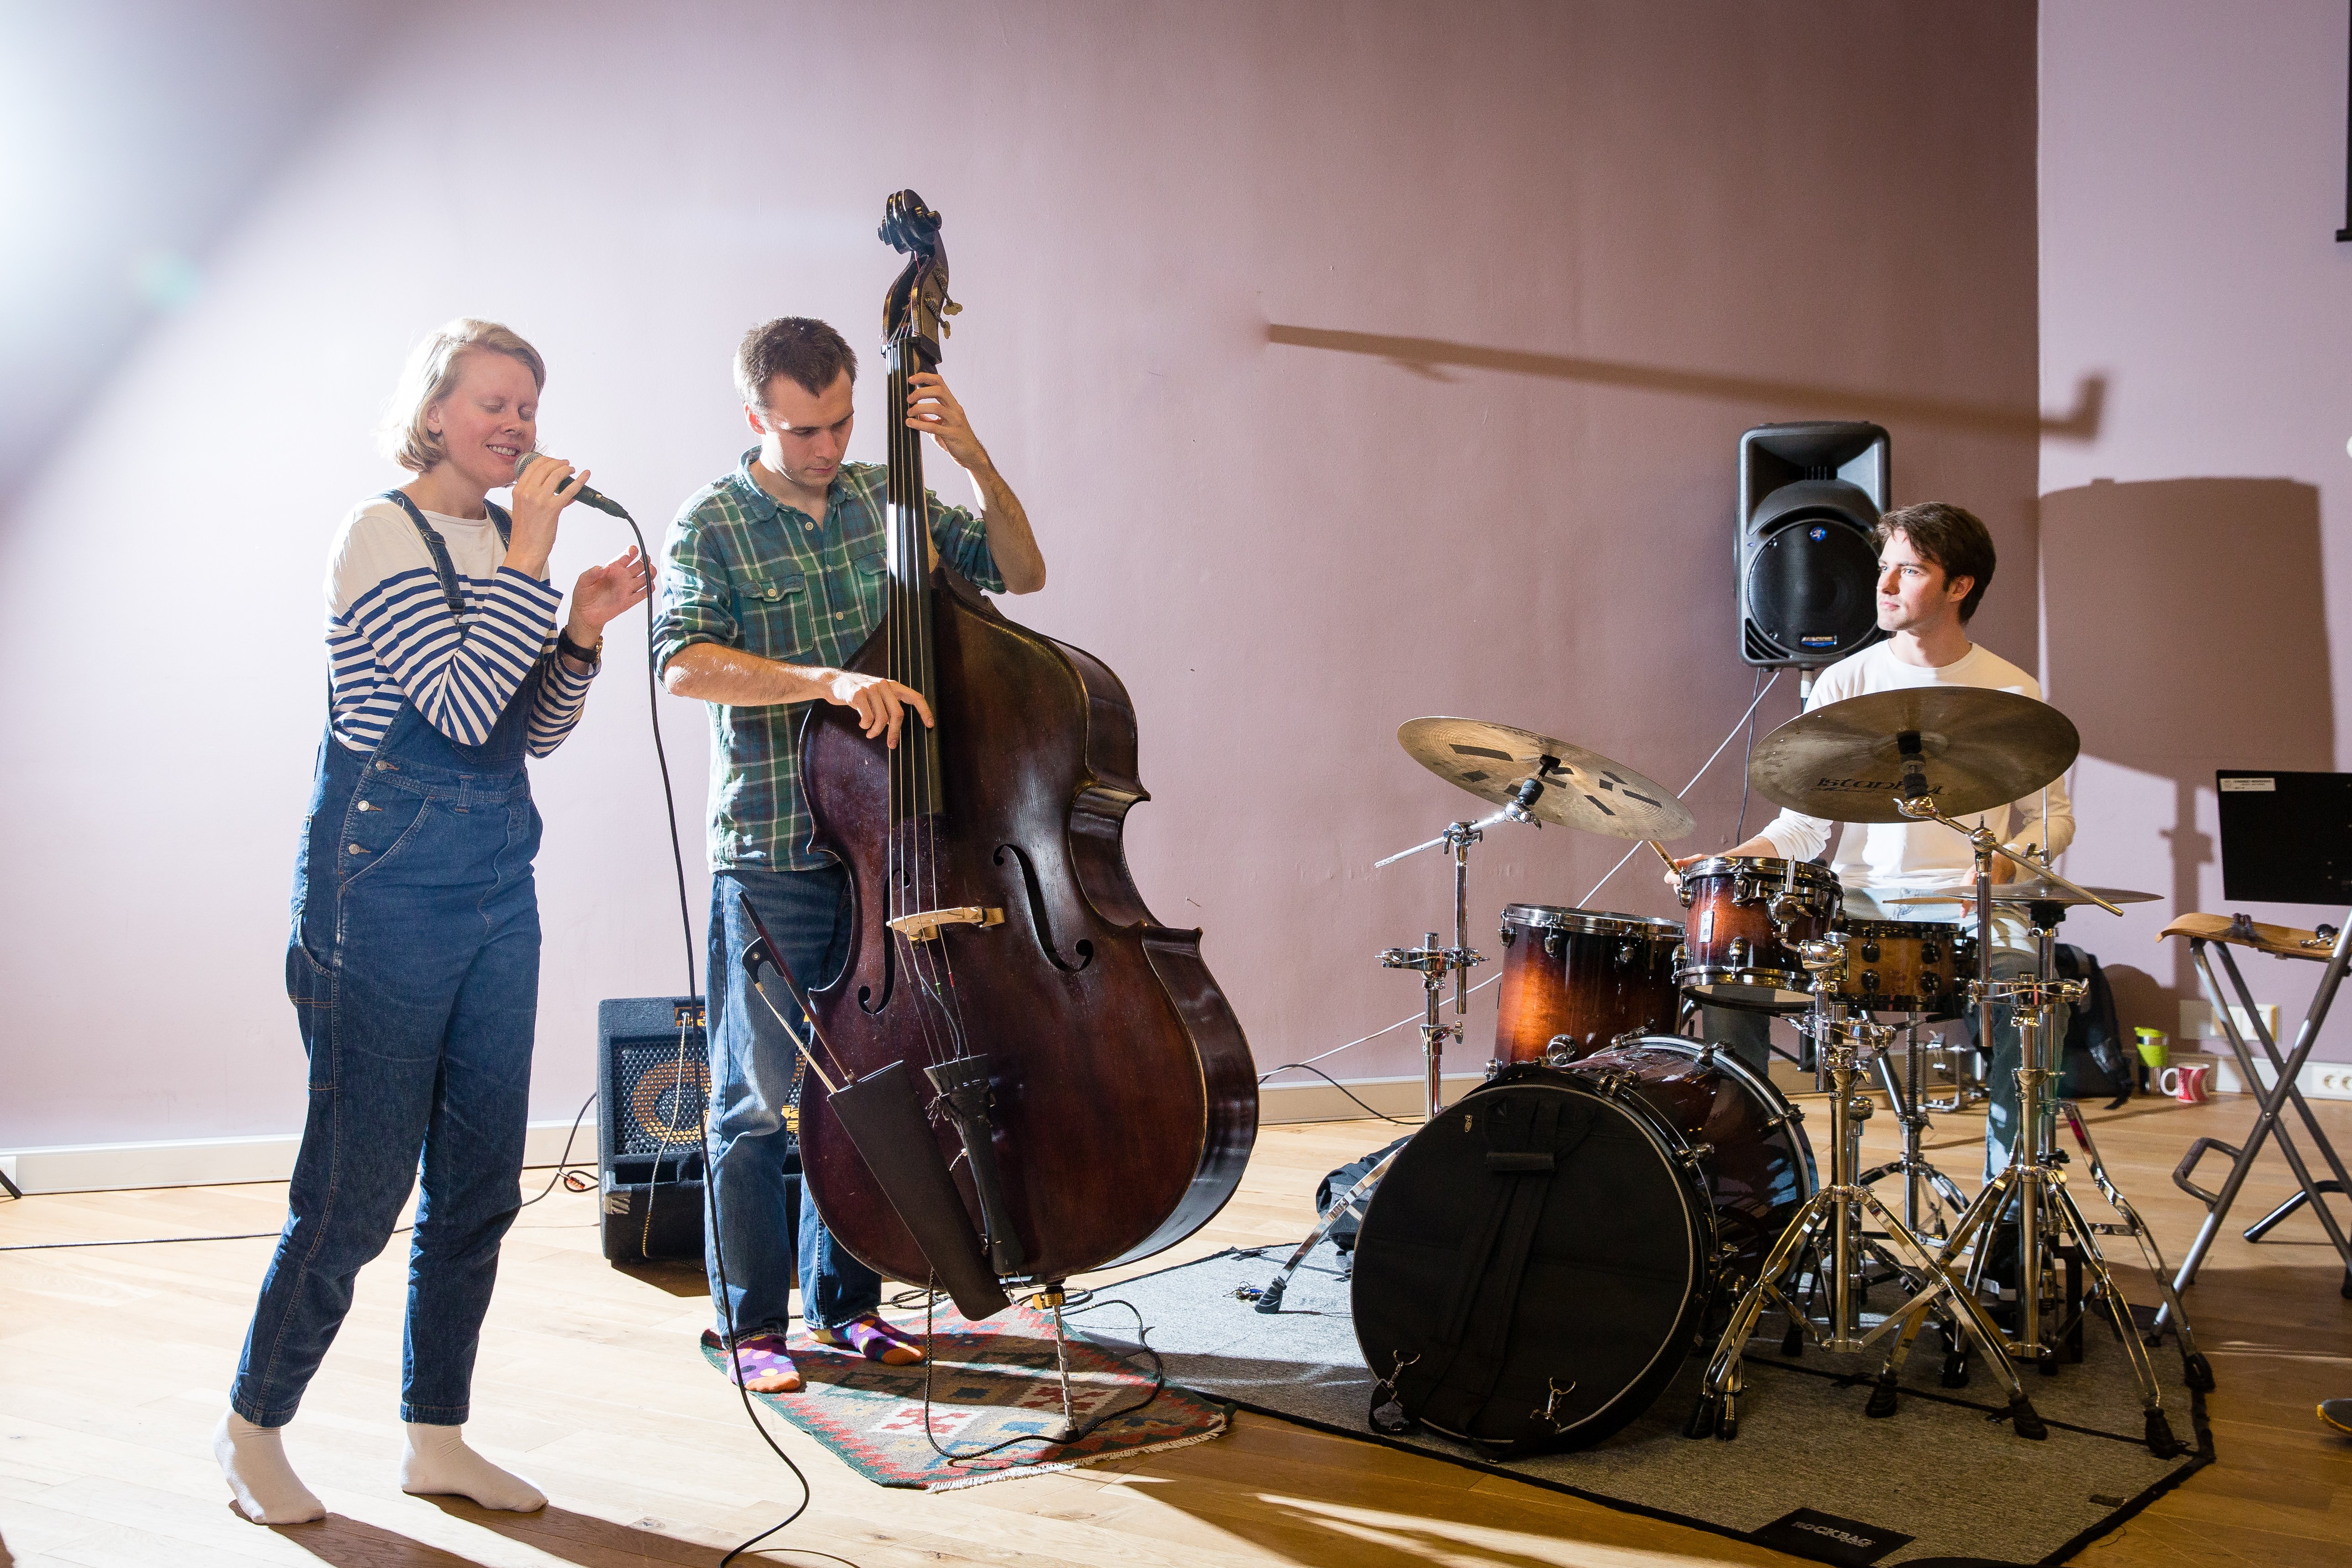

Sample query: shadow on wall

[1267,324,2107,441]
[2041,478,2331,1026]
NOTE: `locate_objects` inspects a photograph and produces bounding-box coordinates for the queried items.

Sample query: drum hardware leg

[2057,1101,2215,1388]
[1937,997,2183,1452]
[1701,953,2042,1441]
[1249,1149,1400,1313]
[2044,1175,2178,1448]
[1031,1284,1078,1444]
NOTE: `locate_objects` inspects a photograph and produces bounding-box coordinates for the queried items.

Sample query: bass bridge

[884,905,1005,942]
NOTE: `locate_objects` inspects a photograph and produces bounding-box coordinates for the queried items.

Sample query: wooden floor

[4,1088,2350,1567]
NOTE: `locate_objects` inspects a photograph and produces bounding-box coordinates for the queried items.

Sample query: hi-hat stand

[1688,936,2045,1442]
[1860,1014,1972,1241]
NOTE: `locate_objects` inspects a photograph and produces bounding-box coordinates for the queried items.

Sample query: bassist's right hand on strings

[824,671,935,748]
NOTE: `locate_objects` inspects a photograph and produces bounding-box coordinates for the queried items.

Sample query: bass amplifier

[596,996,710,1264]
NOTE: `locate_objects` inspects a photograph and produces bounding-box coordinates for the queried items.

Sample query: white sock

[214,1410,326,1525]
[398,1421,545,1511]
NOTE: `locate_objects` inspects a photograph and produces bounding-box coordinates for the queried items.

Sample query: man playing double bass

[656,317,1046,1392]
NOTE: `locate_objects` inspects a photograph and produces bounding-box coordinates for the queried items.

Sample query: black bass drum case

[1350,1043,1813,1454]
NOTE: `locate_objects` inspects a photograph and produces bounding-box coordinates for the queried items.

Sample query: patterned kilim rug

[1083,1242,2213,1566]
[700,1302,1230,1489]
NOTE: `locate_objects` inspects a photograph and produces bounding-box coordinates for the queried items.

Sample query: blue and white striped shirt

[326,498,597,757]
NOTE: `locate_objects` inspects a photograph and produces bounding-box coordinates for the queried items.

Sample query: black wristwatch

[557,628,602,665]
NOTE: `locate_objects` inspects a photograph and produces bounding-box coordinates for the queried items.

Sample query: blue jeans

[705,864,882,1337]
[233,714,542,1427]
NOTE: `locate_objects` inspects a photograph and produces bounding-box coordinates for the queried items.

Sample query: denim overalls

[232,493,549,1428]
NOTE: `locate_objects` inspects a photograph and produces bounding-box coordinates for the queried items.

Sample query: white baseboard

[0,1118,603,1197]
[2167,1050,2352,1100]
[1258,1072,1486,1124]
[39,1048,2326,1195]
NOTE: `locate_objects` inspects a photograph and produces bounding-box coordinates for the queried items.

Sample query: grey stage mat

[1081,1242,2210,1566]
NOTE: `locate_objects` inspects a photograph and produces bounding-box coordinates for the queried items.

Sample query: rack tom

[1495,905,1684,1063]
[1675,856,1842,1012]
[1822,918,1979,1018]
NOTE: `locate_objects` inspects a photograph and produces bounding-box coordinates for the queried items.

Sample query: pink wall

[0,0,2039,1148]
[2040,0,2352,1059]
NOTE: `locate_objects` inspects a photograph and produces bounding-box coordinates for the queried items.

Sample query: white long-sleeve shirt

[325,498,597,757]
[1755,639,2073,893]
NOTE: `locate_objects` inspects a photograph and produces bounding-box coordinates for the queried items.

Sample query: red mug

[2159,1062,2213,1104]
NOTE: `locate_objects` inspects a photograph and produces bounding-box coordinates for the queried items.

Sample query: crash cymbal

[1398,717,1696,841]
[1886,882,2160,908]
[1748,687,2079,823]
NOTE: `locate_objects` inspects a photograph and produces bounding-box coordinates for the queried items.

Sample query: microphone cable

[583,480,822,1564]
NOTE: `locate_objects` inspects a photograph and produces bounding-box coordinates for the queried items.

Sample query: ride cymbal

[1747,687,2079,824]
[1397,717,1695,841]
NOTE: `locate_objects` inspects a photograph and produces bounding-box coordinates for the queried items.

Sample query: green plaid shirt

[656,450,1003,870]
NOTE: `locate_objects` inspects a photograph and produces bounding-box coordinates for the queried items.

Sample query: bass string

[908,354,975,1068]
[889,353,946,1071]
[887,344,962,1071]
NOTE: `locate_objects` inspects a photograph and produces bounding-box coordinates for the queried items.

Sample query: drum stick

[1647,840,1680,874]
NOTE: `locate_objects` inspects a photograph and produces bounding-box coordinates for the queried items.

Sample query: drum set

[1257,690,2213,1458]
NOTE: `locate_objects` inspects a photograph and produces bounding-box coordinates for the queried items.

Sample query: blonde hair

[379,318,547,472]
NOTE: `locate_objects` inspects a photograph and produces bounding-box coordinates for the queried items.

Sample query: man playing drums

[1671,502,2071,1183]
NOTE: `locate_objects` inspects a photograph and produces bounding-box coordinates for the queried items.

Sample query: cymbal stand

[2014,896,2212,1388]
[1887,790,2188,1452]
[1687,937,2044,1443]
[1928,973,2184,1455]
[1860,1013,1971,1241]
[1252,818,1494,1313]
[1373,817,1495,1120]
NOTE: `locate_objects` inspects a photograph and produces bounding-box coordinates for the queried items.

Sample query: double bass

[790,191,1257,1305]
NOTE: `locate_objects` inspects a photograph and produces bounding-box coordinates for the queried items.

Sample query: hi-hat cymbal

[1748,687,2079,823]
[1398,717,1696,841]
[1886,882,2161,908]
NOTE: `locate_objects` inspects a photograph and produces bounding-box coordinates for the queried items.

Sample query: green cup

[2135,1027,2169,1071]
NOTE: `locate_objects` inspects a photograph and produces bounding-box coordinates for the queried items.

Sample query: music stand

[2162,771,2352,1313]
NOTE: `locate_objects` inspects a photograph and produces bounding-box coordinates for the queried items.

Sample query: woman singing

[214,320,647,1524]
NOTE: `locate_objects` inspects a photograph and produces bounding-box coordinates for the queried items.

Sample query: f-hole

[995,843,1093,972]
[857,885,898,1014]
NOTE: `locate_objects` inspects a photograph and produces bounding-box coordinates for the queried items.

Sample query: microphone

[512,450,629,517]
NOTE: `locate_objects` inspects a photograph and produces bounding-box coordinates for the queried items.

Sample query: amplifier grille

[608,1035,708,1158]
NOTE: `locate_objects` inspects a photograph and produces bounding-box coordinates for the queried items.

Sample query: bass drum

[1350,1039,1814,1454]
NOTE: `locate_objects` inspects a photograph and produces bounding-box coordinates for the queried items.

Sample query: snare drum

[1675,856,1842,1012]
[1822,918,1980,1018]
[1495,905,1684,1063]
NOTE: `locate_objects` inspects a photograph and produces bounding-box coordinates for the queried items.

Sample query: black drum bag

[1352,1074,1712,1456]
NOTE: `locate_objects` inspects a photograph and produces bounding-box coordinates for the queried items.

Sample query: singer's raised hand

[563,545,650,659]
[504,454,586,579]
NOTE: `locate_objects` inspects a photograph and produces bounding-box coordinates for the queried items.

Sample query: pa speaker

[596,995,710,1264]
[1737,421,1890,668]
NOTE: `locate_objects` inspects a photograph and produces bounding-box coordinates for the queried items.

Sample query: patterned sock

[703,1327,803,1392]
[214,1411,326,1525]
[811,1314,925,1366]
[398,1422,544,1511]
